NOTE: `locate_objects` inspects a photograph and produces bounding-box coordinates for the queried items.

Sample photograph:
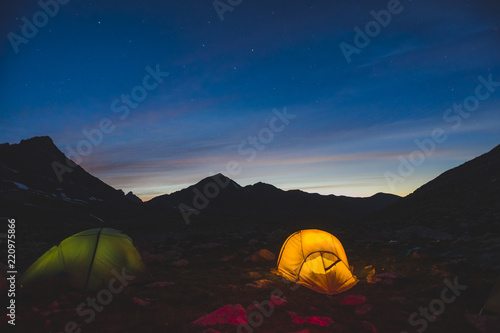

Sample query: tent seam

[84,228,103,291]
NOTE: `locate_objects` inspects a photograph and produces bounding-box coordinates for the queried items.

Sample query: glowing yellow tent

[275,229,358,295]
[20,228,151,291]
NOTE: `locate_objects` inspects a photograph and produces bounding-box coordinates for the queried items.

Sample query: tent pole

[84,228,103,291]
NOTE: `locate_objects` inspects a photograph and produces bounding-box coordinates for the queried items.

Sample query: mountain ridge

[1,136,498,235]
[363,143,500,236]
[145,171,401,225]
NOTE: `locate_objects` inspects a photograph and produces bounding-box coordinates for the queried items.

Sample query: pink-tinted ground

[5,228,500,333]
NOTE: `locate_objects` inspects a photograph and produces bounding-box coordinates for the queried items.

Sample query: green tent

[19,228,151,291]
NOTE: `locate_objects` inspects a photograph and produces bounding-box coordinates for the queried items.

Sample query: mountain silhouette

[146,172,400,225]
[0,136,143,238]
[0,136,141,204]
[365,144,500,236]
[5,136,499,235]
[1,136,400,233]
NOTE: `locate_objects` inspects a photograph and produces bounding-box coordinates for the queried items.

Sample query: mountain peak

[250,181,280,191]
[0,135,142,212]
[20,136,55,146]
[14,136,61,156]
[126,191,143,203]
[196,173,238,187]
[212,172,229,180]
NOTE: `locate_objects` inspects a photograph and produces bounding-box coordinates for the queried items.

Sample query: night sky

[1,0,499,201]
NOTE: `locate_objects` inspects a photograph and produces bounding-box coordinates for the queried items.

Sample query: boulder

[171,259,189,267]
[246,279,273,289]
[250,249,276,262]
[193,304,247,326]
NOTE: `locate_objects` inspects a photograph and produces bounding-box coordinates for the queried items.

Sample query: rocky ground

[3,222,500,333]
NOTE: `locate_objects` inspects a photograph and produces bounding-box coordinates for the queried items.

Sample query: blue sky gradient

[1,0,499,200]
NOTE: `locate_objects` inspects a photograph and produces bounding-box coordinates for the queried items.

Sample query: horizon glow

[1,0,499,201]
